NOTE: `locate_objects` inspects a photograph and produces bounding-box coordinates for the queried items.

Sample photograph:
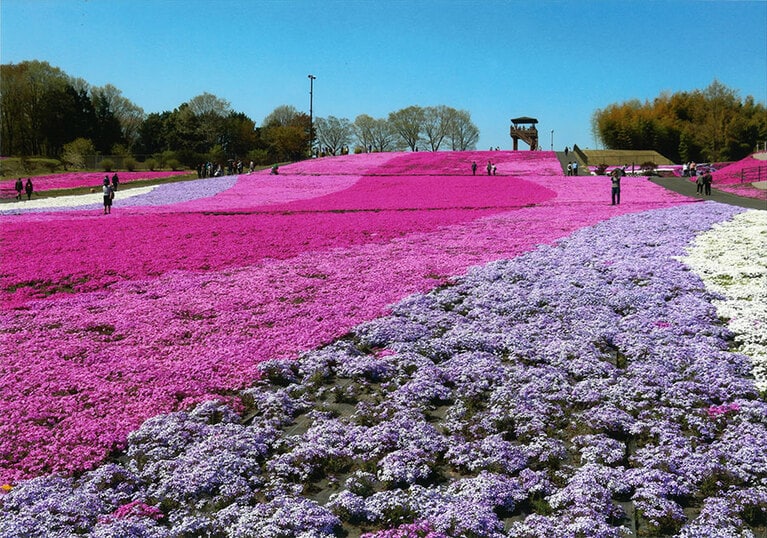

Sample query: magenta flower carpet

[1,151,764,536]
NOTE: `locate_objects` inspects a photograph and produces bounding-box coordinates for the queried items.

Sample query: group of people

[566,161,579,176]
[696,171,713,195]
[470,161,498,176]
[682,162,698,177]
[197,160,258,179]
[102,175,118,214]
[13,178,34,201]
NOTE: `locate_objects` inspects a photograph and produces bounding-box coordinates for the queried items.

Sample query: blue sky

[2,0,765,151]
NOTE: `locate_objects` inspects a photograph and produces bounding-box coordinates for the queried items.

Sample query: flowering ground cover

[4,150,765,535]
[0,152,691,487]
[713,182,767,202]
[682,209,767,392]
[710,154,767,185]
[1,201,765,536]
[686,153,767,202]
[0,170,190,196]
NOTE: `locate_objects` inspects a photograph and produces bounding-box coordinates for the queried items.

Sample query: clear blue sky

[2,0,765,151]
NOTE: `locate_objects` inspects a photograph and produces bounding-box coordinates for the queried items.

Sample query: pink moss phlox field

[684,153,767,201]
[0,152,692,482]
[0,171,189,194]
[714,182,767,201]
[710,153,767,185]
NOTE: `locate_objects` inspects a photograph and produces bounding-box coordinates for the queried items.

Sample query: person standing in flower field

[111,173,119,191]
[471,161,477,175]
[24,178,33,200]
[14,178,23,200]
[610,166,623,205]
[103,182,114,214]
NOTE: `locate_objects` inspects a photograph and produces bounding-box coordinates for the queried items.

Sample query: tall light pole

[550,129,554,151]
[308,74,316,156]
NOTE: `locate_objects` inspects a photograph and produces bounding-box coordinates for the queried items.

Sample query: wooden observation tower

[510,117,539,150]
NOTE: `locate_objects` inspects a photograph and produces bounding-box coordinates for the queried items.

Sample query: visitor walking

[572,161,579,176]
[14,178,23,200]
[702,172,712,196]
[111,173,119,191]
[24,178,33,200]
[486,161,492,176]
[471,161,477,176]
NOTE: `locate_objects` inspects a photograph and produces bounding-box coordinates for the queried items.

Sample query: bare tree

[315,115,353,155]
[388,106,425,151]
[422,105,455,151]
[370,117,397,152]
[353,114,376,151]
[448,109,479,150]
[91,84,145,149]
[263,105,301,127]
[187,92,232,117]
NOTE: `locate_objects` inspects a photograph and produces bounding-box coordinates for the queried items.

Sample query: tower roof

[511,117,538,124]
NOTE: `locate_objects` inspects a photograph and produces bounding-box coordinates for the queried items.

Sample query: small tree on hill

[61,138,96,170]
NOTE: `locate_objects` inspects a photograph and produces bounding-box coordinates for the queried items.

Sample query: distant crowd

[196,160,257,178]
[681,162,715,177]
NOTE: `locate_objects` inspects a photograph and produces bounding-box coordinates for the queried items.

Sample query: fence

[736,165,767,183]
[712,164,767,185]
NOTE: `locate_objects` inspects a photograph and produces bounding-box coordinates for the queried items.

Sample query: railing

[715,164,767,184]
[738,165,766,183]
[572,144,589,165]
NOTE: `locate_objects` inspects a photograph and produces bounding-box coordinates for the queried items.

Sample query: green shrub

[40,159,60,173]
[124,157,137,171]
[247,149,269,166]
[19,156,33,174]
[100,158,115,172]
[167,159,182,171]
[144,158,158,171]
[157,150,178,168]
[62,138,96,170]
[207,145,226,165]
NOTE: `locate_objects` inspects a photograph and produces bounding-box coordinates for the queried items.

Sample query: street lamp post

[550,130,554,151]
[308,74,316,156]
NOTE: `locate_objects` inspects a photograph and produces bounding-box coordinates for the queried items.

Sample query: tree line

[0,60,480,169]
[592,80,767,163]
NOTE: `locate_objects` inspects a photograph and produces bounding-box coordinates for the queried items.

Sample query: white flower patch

[681,208,767,392]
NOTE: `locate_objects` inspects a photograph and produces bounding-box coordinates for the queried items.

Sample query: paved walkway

[553,150,765,210]
[649,176,766,210]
